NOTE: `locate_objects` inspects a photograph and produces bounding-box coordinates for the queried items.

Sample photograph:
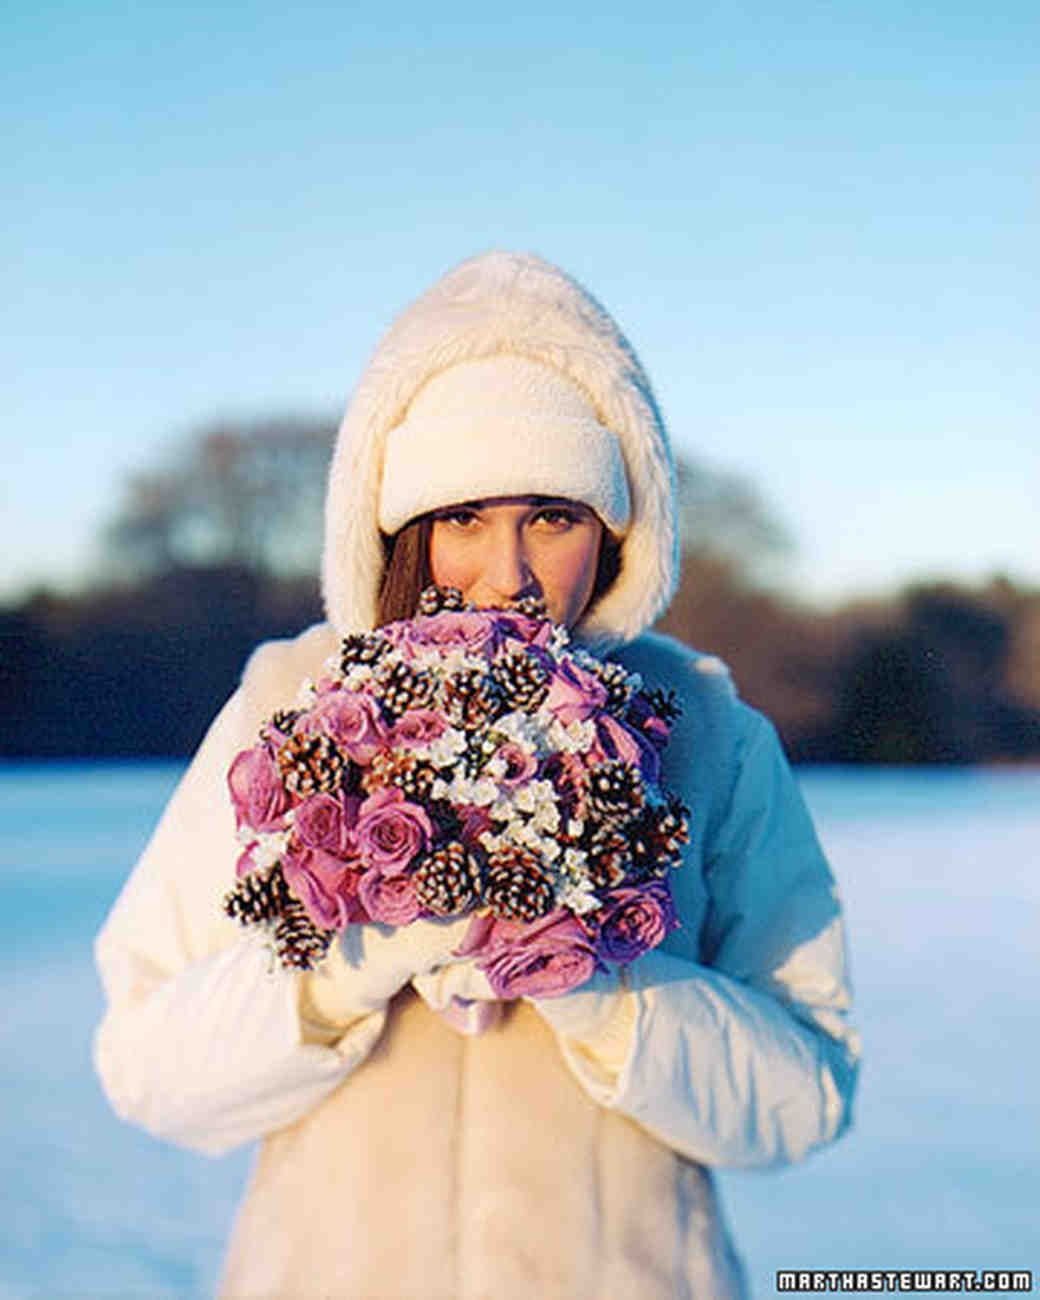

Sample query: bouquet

[223,587,689,999]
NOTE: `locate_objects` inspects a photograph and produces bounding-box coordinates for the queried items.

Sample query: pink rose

[356,787,432,874]
[281,843,360,930]
[228,744,290,833]
[495,741,539,789]
[388,709,448,750]
[387,610,501,658]
[358,870,422,925]
[305,689,388,763]
[543,660,608,726]
[596,881,678,964]
[235,845,258,879]
[591,714,660,784]
[293,792,361,856]
[494,611,555,648]
[469,909,601,999]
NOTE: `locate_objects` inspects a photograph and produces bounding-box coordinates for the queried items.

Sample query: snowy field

[1,763,1037,1298]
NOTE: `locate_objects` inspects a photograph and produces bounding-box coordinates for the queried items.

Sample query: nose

[476,525,541,606]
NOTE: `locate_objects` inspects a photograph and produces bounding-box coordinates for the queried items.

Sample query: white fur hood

[321,251,679,649]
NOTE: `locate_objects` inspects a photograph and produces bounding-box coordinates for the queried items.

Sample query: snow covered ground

[1,764,1037,1297]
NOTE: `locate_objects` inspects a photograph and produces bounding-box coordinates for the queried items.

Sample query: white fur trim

[322,251,678,649]
[378,356,631,535]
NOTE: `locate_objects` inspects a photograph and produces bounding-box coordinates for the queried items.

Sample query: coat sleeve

[92,678,387,1158]
[546,699,860,1170]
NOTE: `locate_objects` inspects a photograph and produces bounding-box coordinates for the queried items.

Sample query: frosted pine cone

[586,760,644,828]
[417,584,466,615]
[375,660,436,717]
[440,669,502,730]
[268,708,303,737]
[224,864,291,925]
[507,593,548,619]
[583,827,631,889]
[483,847,555,921]
[490,648,550,712]
[414,841,483,916]
[273,897,334,970]
[591,660,634,715]
[645,686,682,725]
[362,749,438,801]
[276,734,346,796]
[339,632,390,672]
[629,800,690,876]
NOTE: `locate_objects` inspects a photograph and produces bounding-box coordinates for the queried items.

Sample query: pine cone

[583,827,631,889]
[629,800,690,876]
[439,668,502,730]
[586,760,644,828]
[491,648,550,712]
[483,847,555,921]
[268,708,303,737]
[339,632,390,672]
[276,733,346,796]
[361,749,438,801]
[591,660,634,715]
[272,897,334,970]
[507,593,548,619]
[375,660,436,718]
[414,841,483,915]
[416,584,466,615]
[224,863,291,925]
[645,686,682,725]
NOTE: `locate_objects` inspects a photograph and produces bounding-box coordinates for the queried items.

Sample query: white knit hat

[322,251,679,649]
[377,355,632,535]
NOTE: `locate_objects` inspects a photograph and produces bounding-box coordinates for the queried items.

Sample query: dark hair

[375,515,622,628]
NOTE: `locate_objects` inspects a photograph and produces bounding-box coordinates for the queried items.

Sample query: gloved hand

[412,959,497,1009]
[526,967,627,1042]
[415,960,628,1045]
[300,916,474,1030]
[412,961,503,1036]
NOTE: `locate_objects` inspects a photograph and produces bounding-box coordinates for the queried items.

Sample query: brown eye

[436,508,481,529]
[533,506,579,529]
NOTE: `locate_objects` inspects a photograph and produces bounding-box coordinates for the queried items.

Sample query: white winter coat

[93,252,859,1299]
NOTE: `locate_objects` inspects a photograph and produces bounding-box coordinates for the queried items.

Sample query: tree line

[4,420,1039,763]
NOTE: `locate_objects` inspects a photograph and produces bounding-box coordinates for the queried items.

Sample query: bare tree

[104,417,336,579]
[104,418,790,585]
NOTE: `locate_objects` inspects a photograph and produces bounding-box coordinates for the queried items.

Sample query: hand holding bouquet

[224,587,689,1000]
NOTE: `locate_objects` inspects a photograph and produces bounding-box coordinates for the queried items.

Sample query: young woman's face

[428,496,604,627]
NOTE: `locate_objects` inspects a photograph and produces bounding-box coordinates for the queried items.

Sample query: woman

[94,251,859,1299]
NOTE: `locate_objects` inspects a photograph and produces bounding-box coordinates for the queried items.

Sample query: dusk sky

[6,1,1036,606]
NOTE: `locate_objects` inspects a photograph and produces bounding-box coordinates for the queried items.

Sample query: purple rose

[592,714,660,784]
[495,741,538,789]
[293,792,361,856]
[356,786,432,874]
[305,689,388,763]
[543,659,608,726]
[388,709,448,750]
[228,744,290,833]
[596,881,678,964]
[472,909,601,999]
[358,870,421,925]
[387,610,501,658]
[235,845,258,879]
[281,843,358,930]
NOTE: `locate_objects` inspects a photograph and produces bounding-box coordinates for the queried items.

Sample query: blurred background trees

[3,416,1039,761]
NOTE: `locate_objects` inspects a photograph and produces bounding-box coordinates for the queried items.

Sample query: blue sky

[6,1,1037,605]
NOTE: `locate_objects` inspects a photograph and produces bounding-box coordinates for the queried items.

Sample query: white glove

[300,916,473,1029]
[526,968,627,1042]
[414,961,628,1045]
[412,960,497,1009]
[412,961,503,1036]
